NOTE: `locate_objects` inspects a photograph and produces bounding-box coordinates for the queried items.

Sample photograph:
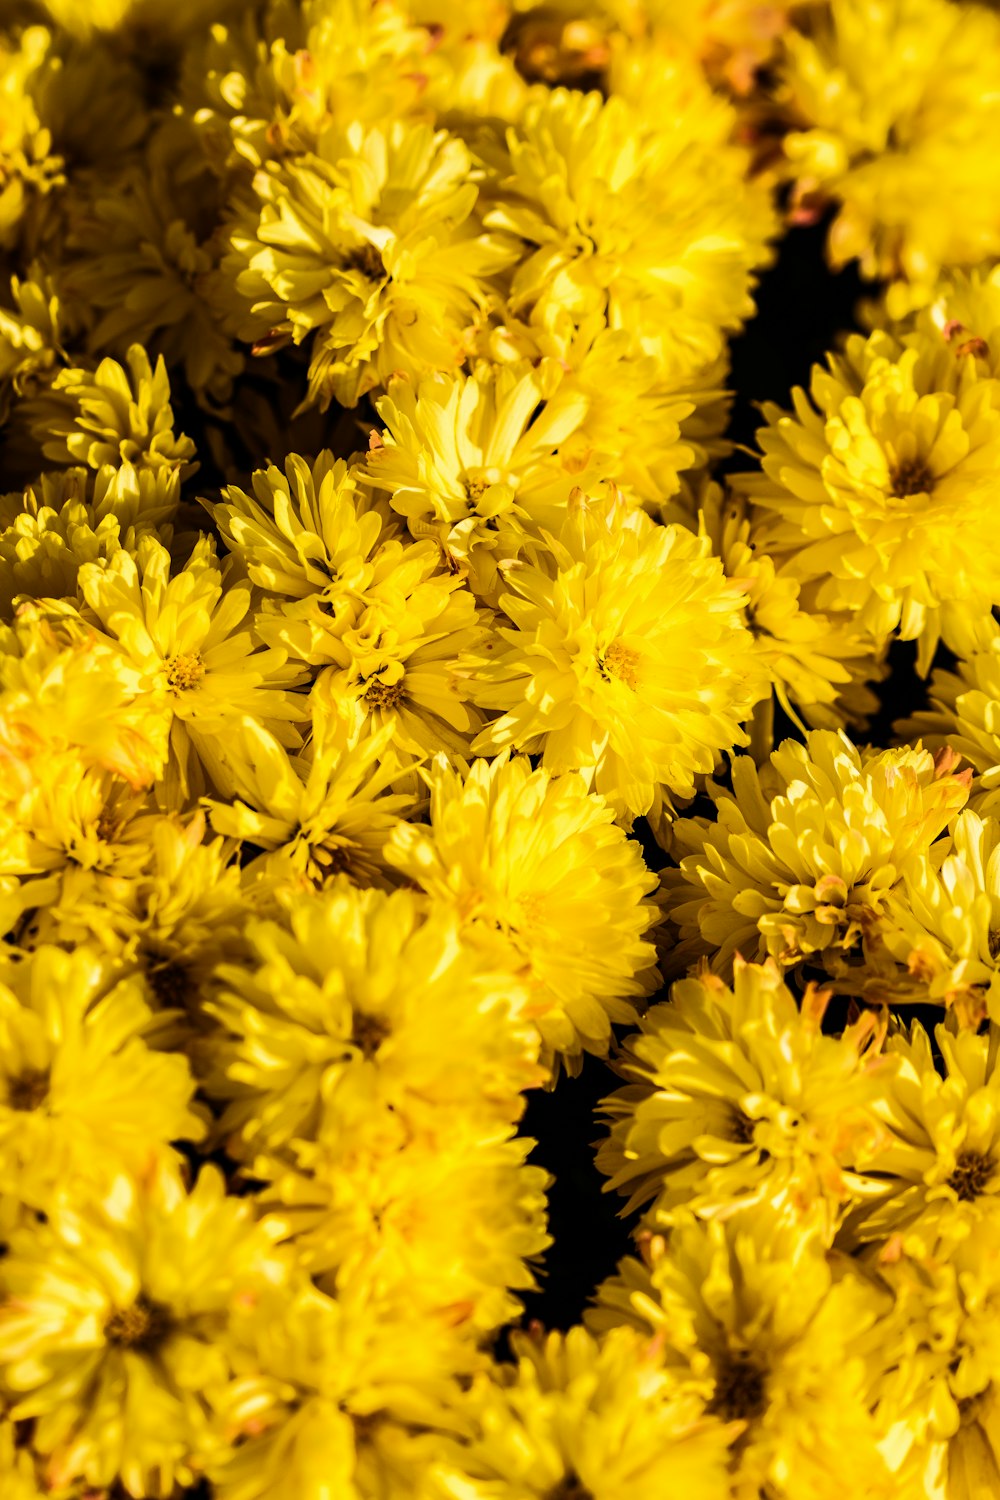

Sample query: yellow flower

[203,876,543,1160]
[0,463,180,616]
[365,358,590,598]
[597,958,885,1229]
[698,482,885,740]
[591,1209,897,1500]
[777,0,1000,292]
[62,121,244,404]
[207,1276,465,1500]
[365,343,708,598]
[0,601,169,791]
[310,575,490,762]
[205,713,415,893]
[485,82,775,378]
[209,452,399,654]
[78,533,308,804]
[662,730,969,980]
[259,1130,551,1333]
[902,625,1000,817]
[0,943,205,1209]
[27,809,250,1025]
[472,484,766,825]
[428,1324,734,1500]
[0,263,66,423]
[845,1018,1000,1247]
[0,1162,286,1497]
[0,27,63,254]
[738,324,1000,657]
[21,343,197,476]
[181,0,433,176]
[222,116,516,408]
[385,752,660,1071]
[862,810,1000,1025]
[868,1224,1000,1498]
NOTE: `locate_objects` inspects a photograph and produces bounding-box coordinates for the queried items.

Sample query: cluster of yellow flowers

[3,0,1000,1497]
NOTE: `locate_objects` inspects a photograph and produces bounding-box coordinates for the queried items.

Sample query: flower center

[464,476,491,505]
[709,1348,768,1422]
[731,1110,757,1145]
[7,1068,49,1112]
[364,676,403,710]
[597,640,639,690]
[165,652,206,693]
[947,1149,995,1202]
[145,955,193,1009]
[351,1012,390,1058]
[547,1474,593,1500]
[344,242,384,281]
[889,459,933,498]
[104,1295,172,1352]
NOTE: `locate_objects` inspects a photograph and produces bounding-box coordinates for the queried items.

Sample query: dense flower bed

[3,2,1000,1497]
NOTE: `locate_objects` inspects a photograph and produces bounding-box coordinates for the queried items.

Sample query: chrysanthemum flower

[428,1324,734,1500]
[365,359,591,596]
[862,811,1000,1025]
[0,27,64,254]
[366,345,707,598]
[202,876,542,1160]
[471,484,765,825]
[484,81,775,378]
[0,264,66,422]
[0,1162,286,1497]
[869,1224,1000,1499]
[205,713,415,893]
[259,1130,551,1333]
[0,601,168,793]
[181,0,433,177]
[78,533,308,803]
[222,116,516,408]
[385,752,660,1070]
[62,121,244,404]
[844,1018,1000,1246]
[662,730,969,980]
[590,1209,897,1500]
[28,809,250,1025]
[738,326,1000,657]
[208,452,400,661]
[775,0,1000,292]
[0,463,182,616]
[0,943,205,1208]
[207,1276,467,1500]
[902,626,1000,817]
[597,958,885,1228]
[698,482,885,739]
[21,343,197,476]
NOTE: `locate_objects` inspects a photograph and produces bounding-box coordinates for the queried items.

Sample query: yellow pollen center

[165,652,206,693]
[890,459,933,498]
[364,676,403,710]
[464,477,491,505]
[598,640,639,690]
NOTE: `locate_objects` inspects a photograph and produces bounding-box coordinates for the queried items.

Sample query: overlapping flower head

[2,0,1000,1497]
